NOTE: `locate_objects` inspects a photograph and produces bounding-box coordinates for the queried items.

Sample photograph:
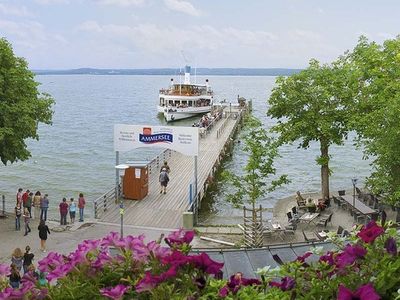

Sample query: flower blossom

[190,252,224,276]
[357,220,385,244]
[0,264,10,277]
[164,229,195,247]
[269,276,296,291]
[336,244,367,269]
[384,237,397,256]
[100,284,130,300]
[337,283,380,300]
[218,272,261,297]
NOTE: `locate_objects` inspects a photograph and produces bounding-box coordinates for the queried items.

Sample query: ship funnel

[206,79,209,91]
[170,78,174,87]
[184,65,191,84]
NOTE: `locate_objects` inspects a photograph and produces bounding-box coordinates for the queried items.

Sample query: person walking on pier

[59,198,68,225]
[38,220,50,252]
[11,248,23,273]
[22,246,34,274]
[23,208,31,236]
[159,169,169,194]
[160,161,171,174]
[78,193,86,222]
[26,192,33,218]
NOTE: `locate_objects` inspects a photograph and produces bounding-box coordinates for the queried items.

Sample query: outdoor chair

[316,218,329,228]
[381,210,387,226]
[291,206,299,218]
[336,226,344,236]
[308,206,317,213]
[356,187,364,199]
[302,230,319,243]
[272,254,284,265]
[287,211,293,223]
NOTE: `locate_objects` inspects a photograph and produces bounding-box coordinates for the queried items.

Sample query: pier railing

[93,149,173,219]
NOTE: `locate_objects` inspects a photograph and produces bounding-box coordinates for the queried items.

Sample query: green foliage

[222,115,289,208]
[267,58,356,199]
[349,35,400,206]
[0,38,54,165]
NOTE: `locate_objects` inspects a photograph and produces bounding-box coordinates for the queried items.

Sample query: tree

[222,115,289,214]
[267,58,357,200]
[350,36,400,210]
[0,38,54,165]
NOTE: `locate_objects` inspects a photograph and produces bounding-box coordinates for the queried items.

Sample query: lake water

[0,75,371,221]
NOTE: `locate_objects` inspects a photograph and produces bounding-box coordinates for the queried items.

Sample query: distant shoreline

[33,68,302,76]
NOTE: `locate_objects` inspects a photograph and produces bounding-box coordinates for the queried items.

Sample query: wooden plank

[100,107,245,229]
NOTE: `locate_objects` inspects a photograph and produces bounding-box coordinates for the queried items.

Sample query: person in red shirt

[78,193,86,222]
[22,190,30,208]
[59,198,69,225]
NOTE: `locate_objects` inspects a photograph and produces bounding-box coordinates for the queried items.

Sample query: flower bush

[0,222,399,299]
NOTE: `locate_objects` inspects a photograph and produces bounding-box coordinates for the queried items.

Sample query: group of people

[58,194,86,226]
[8,246,46,289]
[15,188,87,236]
[192,111,222,128]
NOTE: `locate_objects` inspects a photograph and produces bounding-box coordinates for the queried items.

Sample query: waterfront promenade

[97,107,246,229]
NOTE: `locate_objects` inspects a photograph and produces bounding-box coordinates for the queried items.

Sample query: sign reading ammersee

[114,124,199,156]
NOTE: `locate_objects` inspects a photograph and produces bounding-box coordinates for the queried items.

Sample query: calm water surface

[0,75,371,221]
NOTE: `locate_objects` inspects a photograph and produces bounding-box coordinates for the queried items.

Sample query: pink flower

[190,252,224,276]
[91,251,113,269]
[336,244,367,269]
[384,237,397,256]
[165,229,195,247]
[135,271,159,293]
[337,283,380,300]
[0,264,10,277]
[269,276,296,291]
[218,272,261,296]
[100,284,130,300]
[319,251,335,266]
[357,220,385,244]
[295,251,312,264]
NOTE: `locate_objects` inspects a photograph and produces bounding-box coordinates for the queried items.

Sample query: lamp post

[115,164,129,238]
[351,178,358,208]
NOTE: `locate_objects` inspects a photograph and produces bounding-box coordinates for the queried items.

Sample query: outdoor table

[270,223,285,241]
[298,212,320,225]
[340,195,376,215]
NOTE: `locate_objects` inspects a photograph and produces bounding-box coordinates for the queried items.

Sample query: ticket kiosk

[122,161,149,200]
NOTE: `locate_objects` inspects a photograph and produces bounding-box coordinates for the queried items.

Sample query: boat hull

[164,106,212,122]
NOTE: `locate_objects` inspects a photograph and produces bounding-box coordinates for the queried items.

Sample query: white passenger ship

[158,66,214,122]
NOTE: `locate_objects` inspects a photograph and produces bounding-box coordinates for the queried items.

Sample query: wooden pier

[94,104,250,229]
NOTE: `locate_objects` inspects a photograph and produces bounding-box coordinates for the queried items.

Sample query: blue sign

[139,133,173,144]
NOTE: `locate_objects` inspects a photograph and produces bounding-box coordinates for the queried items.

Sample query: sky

[0,0,399,69]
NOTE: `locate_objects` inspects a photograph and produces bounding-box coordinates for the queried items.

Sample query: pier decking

[96,106,248,229]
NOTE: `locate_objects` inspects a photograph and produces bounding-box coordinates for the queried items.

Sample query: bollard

[1,195,5,216]
[182,212,194,229]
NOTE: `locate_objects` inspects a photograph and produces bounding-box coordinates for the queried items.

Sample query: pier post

[183,212,194,229]
[1,195,5,217]
[115,151,120,200]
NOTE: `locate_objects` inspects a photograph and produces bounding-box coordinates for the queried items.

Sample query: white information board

[114,124,199,156]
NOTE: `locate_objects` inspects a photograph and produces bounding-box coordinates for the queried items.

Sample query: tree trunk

[320,142,330,201]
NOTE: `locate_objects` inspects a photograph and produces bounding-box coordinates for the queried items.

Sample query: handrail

[93,148,173,219]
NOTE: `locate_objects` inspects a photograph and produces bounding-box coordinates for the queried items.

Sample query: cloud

[94,0,144,6]
[0,3,32,17]
[33,0,70,4]
[78,20,103,33]
[164,0,201,16]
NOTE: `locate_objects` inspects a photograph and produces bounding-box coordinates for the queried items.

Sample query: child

[15,205,22,231]
[8,263,21,289]
[23,246,34,274]
[69,198,76,224]
[11,248,23,273]
[23,208,31,236]
[38,220,51,252]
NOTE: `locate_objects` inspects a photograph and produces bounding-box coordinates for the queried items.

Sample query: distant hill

[33,68,302,76]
